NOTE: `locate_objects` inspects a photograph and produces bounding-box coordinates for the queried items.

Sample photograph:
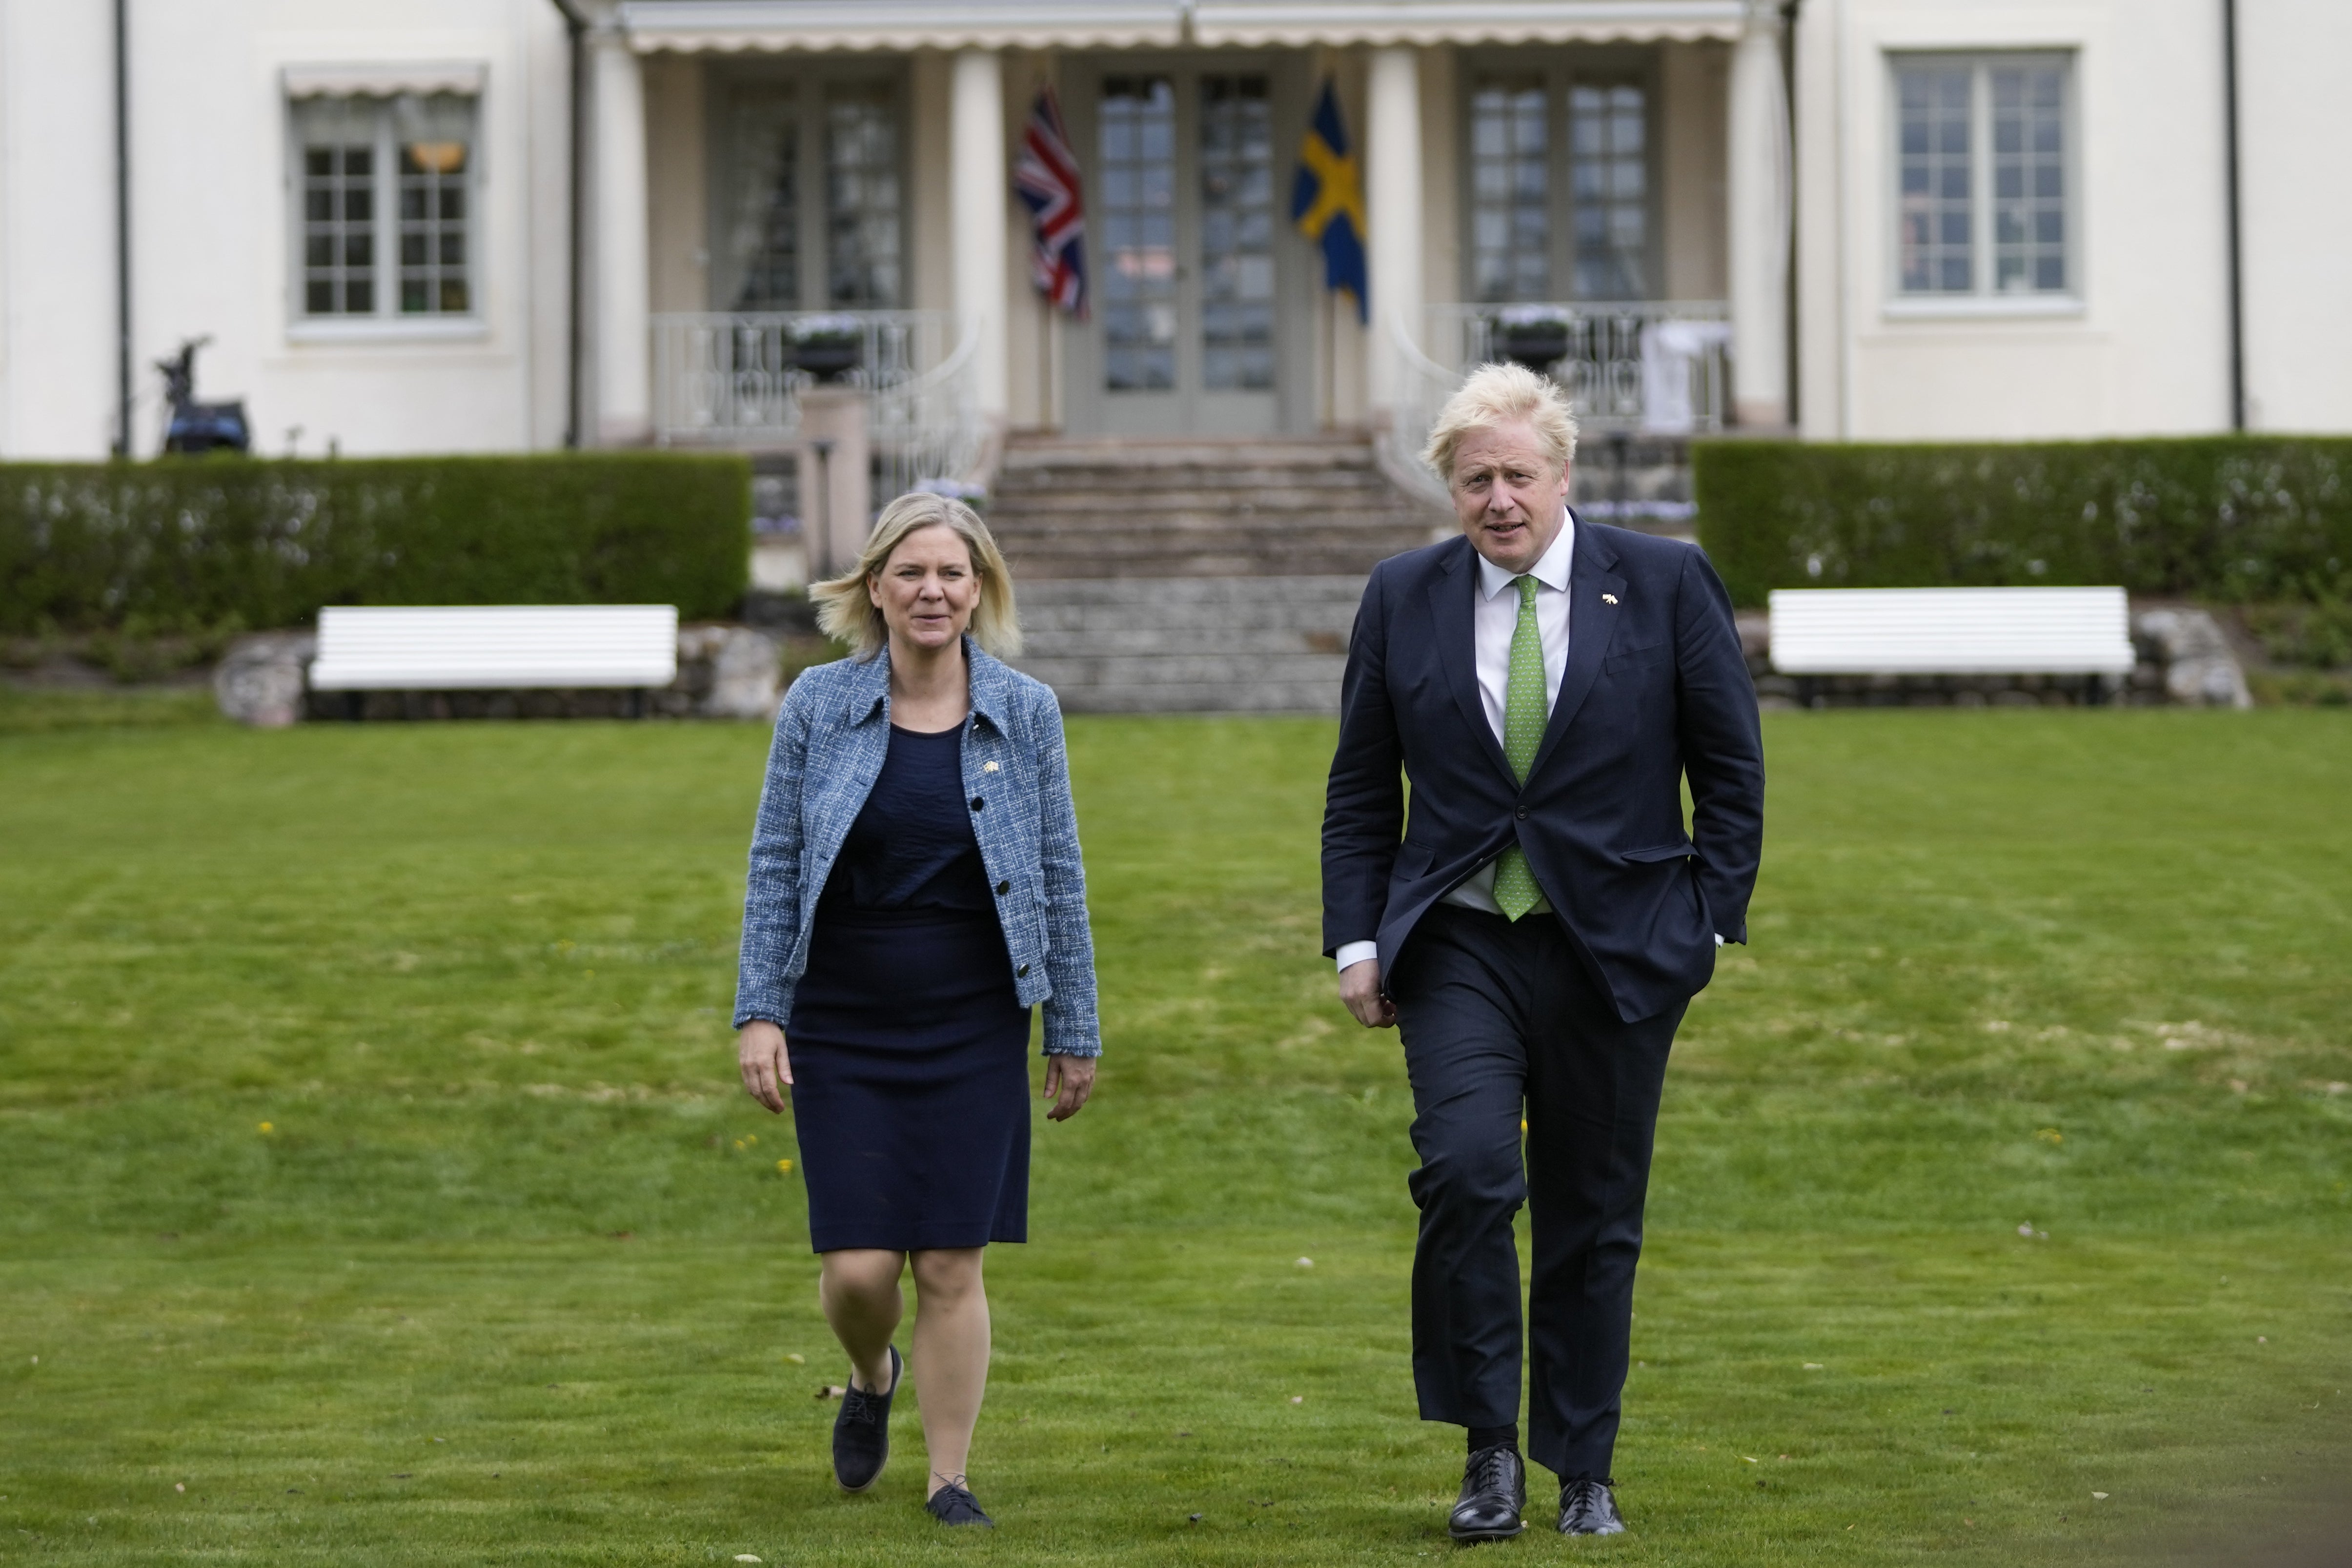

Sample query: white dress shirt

[1334,517,1573,974]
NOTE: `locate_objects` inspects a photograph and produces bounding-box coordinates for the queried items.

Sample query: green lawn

[1,704,2348,1566]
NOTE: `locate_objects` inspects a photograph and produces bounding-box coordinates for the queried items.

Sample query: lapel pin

[983,761,1000,773]
[1602,593,1619,605]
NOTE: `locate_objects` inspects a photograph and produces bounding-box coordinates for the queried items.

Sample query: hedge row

[0,453,752,633]
[1692,437,2352,608]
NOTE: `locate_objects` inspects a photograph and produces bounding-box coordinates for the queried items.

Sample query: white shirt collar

[1473,509,1576,600]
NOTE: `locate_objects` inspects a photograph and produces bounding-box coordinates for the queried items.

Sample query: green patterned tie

[1492,574,1545,921]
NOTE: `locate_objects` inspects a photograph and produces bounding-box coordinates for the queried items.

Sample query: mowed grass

[1,704,2348,1566]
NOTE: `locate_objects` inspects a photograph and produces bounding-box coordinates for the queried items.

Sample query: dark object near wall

[1693,437,2352,608]
[156,339,250,455]
[0,451,751,633]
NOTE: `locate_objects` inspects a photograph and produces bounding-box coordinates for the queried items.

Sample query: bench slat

[1768,588,2135,675]
[310,606,680,690]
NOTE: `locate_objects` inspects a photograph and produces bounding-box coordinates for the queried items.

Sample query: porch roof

[616,0,1746,54]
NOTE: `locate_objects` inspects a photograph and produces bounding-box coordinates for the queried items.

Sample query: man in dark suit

[1322,363,1764,1540]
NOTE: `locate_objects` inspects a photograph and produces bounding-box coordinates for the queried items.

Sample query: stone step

[1008,576,1365,713]
[1000,437,1377,470]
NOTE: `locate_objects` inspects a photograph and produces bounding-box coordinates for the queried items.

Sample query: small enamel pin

[1602,593,1619,605]
[983,761,1000,773]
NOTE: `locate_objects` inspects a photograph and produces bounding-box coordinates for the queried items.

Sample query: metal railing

[651,309,987,497]
[1386,300,1733,508]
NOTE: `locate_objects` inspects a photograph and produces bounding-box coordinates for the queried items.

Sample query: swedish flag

[1291,78,1367,323]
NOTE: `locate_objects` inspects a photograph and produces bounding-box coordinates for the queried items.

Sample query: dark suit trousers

[1391,903,1683,1481]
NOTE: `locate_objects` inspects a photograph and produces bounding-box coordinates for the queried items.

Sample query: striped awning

[615,0,1748,53]
[616,1,1185,53]
[282,61,487,98]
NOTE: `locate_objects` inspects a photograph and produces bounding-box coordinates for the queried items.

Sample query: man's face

[1448,419,1571,575]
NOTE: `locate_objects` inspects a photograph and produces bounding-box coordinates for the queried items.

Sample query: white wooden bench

[1768,587,2135,701]
[308,606,679,705]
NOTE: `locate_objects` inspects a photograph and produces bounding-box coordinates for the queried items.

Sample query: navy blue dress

[787,722,1032,1252]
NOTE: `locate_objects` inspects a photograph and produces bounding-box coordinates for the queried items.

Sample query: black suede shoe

[1558,1477,1626,1536]
[1448,1444,1527,1541]
[830,1346,900,1493]
[925,1479,994,1527]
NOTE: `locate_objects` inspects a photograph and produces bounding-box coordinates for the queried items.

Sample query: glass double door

[1065,61,1310,436]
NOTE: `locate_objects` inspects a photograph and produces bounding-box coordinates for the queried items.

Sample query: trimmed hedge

[0,452,751,633]
[1692,437,2352,607]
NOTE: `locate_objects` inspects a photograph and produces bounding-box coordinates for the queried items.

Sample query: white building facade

[1,0,2344,465]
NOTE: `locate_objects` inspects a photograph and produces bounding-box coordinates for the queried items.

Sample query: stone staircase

[988,434,1446,712]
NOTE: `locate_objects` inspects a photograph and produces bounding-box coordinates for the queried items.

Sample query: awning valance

[282,61,487,98]
[617,1,1185,53]
[1190,2,1747,48]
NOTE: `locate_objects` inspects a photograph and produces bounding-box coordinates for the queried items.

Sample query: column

[1727,0,1792,428]
[592,27,651,445]
[950,50,1010,424]
[1365,48,1424,415]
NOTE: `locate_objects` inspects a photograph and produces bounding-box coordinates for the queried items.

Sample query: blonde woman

[734,492,1100,1527]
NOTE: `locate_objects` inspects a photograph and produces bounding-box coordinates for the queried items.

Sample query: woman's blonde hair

[1421,361,1580,485]
[811,490,1023,659]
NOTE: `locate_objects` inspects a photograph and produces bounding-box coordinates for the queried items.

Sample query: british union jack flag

[1014,89,1088,320]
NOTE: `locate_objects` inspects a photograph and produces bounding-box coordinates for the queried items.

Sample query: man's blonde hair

[1421,361,1580,484]
[811,490,1022,659]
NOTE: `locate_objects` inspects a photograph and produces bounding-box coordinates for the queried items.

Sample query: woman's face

[868,523,981,653]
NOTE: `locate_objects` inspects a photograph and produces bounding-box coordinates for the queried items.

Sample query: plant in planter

[1489,305,1576,373]
[787,315,865,383]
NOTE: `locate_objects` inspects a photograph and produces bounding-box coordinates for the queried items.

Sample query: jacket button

[1016,963,1031,977]
[970,795,985,812]
[995,880,1011,896]
[1515,809,1529,820]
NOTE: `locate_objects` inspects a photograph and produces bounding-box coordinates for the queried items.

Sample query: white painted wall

[2237,0,2352,434]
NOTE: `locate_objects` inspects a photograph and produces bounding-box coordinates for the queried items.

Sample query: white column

[950,50,1010,424]
[1727,0,1792,428]
[592,28,651,445]
[1365,48,1425,416]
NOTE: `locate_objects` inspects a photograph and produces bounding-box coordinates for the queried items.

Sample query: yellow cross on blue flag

[1291,78,1367,323]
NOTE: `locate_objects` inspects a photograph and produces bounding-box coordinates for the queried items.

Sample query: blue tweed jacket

[732,638,1102,1058]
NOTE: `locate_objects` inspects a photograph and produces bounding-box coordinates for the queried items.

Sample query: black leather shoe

[831,1345,900,1493]
[1558,1477,1626,1536]
[925,1479,994,1527]
[1448,1444,1527,1541]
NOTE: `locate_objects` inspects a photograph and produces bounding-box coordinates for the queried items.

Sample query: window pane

[296,97,377,315]
[1469,80,1548,303]
[1895,63,1974,293]
[726,87,799,309]
[1099,76,1176,391]
[1991,63,2067,293]
[1570,82,1647,300]
[1199,75,1276,390]
[393,93,476,315]
[826,81,903,308]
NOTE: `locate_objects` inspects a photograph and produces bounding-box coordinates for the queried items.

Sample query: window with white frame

[294,93,478,319]
[716,66,906,313]
[1893,53,2074,299]
[1465,57,1656,305]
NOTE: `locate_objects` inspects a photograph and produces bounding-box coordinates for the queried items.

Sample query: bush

[1692,437,2352,608]
[0,453,751,634]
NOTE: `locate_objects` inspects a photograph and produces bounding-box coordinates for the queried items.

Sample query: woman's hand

[738,1021,792,1113]
[1041,1054,1096,1122]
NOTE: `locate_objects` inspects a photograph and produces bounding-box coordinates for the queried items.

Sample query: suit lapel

[1425,538,1514,784]
[1527,517,1625,781]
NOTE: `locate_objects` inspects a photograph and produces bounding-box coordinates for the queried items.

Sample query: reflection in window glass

[1570,83,1646,300]
[826,82,902,307]
[396,95,472,314]
[1896,64,1974,293]
[1199,75,1275,391]
[1468,80,1548,303]
[727,89,800,310]
[1991,63,2067,293]
[1100,77,1177,391]
[300,99,376,316]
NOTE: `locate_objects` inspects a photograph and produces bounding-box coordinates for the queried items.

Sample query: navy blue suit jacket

[1320,518,1765,1023]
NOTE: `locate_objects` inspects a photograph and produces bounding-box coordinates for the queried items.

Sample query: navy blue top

[816,723,996,917]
